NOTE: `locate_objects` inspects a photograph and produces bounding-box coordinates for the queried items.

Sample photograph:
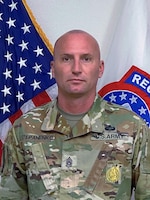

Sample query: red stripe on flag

[32,91,51,107]
[9,109,23,124]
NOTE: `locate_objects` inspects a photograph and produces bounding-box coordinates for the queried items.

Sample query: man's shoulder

[95,95,144,123]
[14,100,55,125]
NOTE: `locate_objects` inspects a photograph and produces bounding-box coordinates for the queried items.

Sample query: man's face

[51,32,104,97]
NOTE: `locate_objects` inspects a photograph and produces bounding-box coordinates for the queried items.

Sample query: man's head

[51,30,104,99]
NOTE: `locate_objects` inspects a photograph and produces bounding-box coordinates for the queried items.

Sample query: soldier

[0,30,150,200]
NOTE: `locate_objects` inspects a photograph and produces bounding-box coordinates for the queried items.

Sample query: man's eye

[82,57,92,62]
[62,57,71,62]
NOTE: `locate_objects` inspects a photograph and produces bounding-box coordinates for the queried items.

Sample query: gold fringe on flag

[22,0,54,55]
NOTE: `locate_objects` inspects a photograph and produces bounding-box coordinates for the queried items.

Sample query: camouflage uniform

[0,96,150,200]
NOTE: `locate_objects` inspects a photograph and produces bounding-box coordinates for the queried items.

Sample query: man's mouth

[68,79,84,83]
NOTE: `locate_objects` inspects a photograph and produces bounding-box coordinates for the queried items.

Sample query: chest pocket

[83,139,132,199]
[31,143,58,192]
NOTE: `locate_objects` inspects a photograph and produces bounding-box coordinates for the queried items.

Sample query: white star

[129,95,137,104]
[1,85,11,97]
[30,79,41,90]
[6,17,16,28]
[21,23,31,34]
[138,106,147,115]
[146,121,149,127]
[3,68,12,79]
[15,74,25,85]
[34,46,44,57]
[5,34,14,45]
[0,13,3,21]
[47,70,53,79]
[16,91,24,102]
[4,51,13,62]
[33,63,42,73]
[109,93,117,102]
[9,0,18,12]
[0,103,10,114]
[17,57,27,68]
[18,40,28,51]
[119,92,127,101]
[0,0,4,4]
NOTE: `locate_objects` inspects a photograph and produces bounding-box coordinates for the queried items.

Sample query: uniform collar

[41,95,106,139]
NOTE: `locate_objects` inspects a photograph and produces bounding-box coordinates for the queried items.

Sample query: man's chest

[22,131,133,199]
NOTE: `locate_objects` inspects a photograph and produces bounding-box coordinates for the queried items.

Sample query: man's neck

[57,92,96,114]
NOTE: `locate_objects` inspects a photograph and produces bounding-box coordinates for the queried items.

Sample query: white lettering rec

[132,73,150,94]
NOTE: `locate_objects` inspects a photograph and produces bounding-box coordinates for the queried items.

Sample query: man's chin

[67,90,87,98]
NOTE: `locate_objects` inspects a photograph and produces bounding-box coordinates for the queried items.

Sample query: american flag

[0,0,57,143]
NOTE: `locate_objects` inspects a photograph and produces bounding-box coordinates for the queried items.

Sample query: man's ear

[99,60,104,78]
[50,61,55,78]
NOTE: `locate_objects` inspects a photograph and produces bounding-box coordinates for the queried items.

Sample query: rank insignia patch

[62,154,77,170]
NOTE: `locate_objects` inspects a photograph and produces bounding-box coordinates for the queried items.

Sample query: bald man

[1,30,150,200]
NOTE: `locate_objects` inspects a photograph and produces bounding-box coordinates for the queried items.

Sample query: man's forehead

[54,31,100,58]
[55,32,97,48]
[59,52,93,56]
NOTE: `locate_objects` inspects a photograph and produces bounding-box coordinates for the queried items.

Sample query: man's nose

[72,59,82,74]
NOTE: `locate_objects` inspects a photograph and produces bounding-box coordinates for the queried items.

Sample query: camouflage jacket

[0,96,150,200]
